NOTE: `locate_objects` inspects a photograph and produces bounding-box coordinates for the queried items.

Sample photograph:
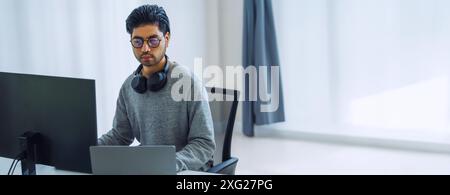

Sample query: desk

[0,157,217,175]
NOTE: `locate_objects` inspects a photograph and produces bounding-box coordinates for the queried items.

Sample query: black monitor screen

[0,72,98,173]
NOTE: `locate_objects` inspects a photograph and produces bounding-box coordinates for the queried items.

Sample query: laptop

[89,145,176,175]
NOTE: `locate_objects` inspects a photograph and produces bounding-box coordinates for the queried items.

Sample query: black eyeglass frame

[130,37,162,48]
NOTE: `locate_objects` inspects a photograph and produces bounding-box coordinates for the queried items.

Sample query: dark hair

[126,5,170,35]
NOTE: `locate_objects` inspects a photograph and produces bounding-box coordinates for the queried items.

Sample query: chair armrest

[207,157,238,175]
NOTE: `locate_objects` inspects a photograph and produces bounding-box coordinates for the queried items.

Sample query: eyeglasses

[130,37,161,48]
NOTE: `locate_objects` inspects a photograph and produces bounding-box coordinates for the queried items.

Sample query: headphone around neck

[131,55,170,94]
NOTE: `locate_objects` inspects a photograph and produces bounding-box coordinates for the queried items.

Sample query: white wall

[216,0,244,133]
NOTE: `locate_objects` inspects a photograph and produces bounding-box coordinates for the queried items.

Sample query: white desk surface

[0,157,217,175]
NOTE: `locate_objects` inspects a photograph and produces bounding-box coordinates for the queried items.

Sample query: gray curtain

[242,0,285,137]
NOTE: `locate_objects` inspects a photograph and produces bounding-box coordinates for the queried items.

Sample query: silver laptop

[89,145,176,175]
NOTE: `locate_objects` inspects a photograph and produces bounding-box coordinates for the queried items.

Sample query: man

[98,4,216,172]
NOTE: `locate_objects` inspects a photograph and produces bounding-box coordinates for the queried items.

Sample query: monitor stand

[18,132,41,175]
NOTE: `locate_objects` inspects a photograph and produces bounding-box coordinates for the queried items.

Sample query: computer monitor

[0,71,98,174]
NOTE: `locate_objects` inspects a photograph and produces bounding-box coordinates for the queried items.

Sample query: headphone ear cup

[148,72,167,92]
[131,75,147,94]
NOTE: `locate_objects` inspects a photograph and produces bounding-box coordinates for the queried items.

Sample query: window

[269,0,450,143]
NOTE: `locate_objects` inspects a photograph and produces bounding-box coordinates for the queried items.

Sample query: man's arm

[98,87,134,146]
[175,82,216,171]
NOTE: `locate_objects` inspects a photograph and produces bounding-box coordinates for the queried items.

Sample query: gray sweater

[98,61,215,172]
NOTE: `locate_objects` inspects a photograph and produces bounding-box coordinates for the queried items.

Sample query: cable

[10,159,20,175]
[7,159,16,175]
[7,152,25,175]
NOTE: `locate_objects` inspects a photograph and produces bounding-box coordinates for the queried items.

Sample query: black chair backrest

[206,87,239,165]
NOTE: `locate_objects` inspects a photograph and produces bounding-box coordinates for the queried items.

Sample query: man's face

[131,24,170,67]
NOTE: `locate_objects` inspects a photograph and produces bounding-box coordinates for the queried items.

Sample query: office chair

[206,87,239,175]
